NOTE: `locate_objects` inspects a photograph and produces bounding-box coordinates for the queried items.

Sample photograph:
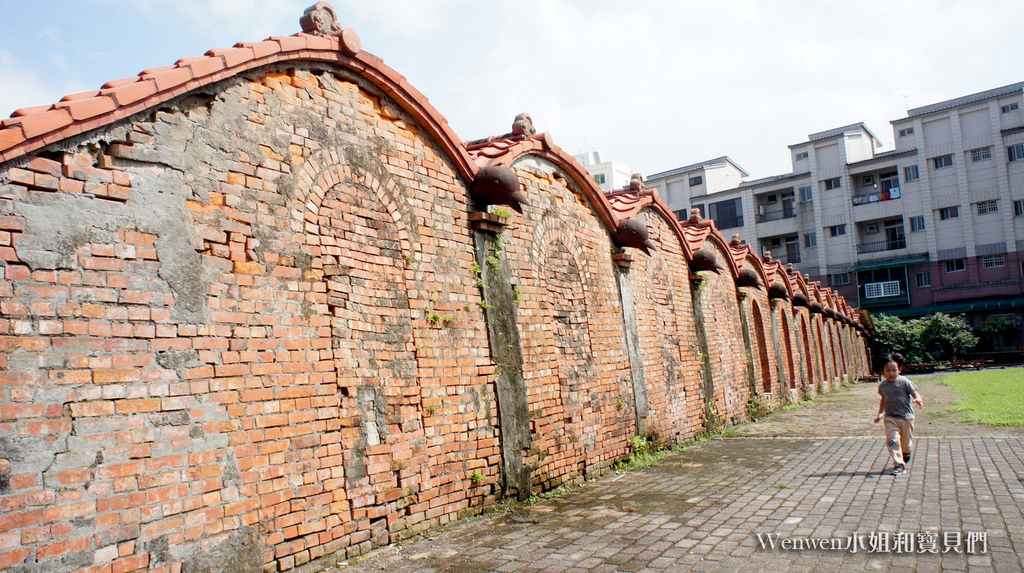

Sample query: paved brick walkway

[326,380,1024,572]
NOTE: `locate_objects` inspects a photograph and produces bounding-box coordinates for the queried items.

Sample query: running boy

[873,353,923,475]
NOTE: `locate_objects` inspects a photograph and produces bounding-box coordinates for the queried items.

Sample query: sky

[1,0,1022,180]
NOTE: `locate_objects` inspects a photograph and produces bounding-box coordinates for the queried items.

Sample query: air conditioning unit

[862,175,874,185]
[866,223,879,233]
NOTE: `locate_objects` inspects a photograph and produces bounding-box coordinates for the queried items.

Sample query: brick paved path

[325,379,1024,572]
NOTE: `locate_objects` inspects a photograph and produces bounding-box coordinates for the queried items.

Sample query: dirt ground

[729,368,1024,438]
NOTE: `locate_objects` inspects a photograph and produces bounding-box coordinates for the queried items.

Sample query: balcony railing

[756,209,797,223]
[765,253,801,265]
[856,238,906,254]
[852,187,901,207]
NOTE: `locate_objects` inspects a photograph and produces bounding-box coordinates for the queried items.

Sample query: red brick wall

[0,62,872,572]
[691,242,750,426]
[503,167,633,491]
[631,209,704,443]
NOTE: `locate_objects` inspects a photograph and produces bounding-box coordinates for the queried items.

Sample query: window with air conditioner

[864,281,901,299]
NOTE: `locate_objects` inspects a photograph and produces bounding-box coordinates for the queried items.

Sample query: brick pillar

[613,264,649,436]
[474,230,531,500]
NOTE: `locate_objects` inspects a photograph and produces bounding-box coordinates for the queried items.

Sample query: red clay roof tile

[206,47,255,69]
[99,79,158,107]
[139,68,193,92]
[18,109,73,139]
[0,126,25,150]
[53,96,118,121]
[60,90,103,102]
[236,41,282,60]
[175,56,226,78]
[12,105,54,117]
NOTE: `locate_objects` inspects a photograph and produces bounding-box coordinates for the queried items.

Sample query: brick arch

[750,299,772,394]
[530,218,597,490]
[779,309,796,390]
[300,156,425,543]
[799,314,814,389]
[815,319,828,391]
[292,146,419,261]
[530,211,594,293]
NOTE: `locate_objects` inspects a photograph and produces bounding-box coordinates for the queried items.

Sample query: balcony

[856,237,906,255]
[768,253,801,265]
[852,187,900,207]
[756,208,796,223]
[933,279,1023,303]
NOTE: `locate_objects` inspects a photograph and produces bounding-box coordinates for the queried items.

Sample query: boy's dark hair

[884,352,905,368]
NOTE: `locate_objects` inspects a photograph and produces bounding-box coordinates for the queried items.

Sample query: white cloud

[1,0,1022,179]
[0,50,89,117]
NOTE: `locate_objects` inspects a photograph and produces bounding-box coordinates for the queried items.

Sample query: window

[1003,103,1020,113]
[804,233,817,247]
[977,199,999,215]
[689,175,703,186]
[982,254,1005,268]
[916,272,931,288]
[932,155,953,169]
[864,281,901,299]
[592,173,606,185]
[1015,199,1024,216]
[944,259,966,273]
[938,206,960,220]
[823,177,841,190]
[799,186,813,202]
[830,273,850,286]
[674,209,688,221]
[707,197,743,229]
[795,152,809,160]
[1009,143,1024,162]
[910,215,925,232]
[971,147,992,162]
[1021,260,1024,277]
[828,224,846,237]
[903,165,919,182]
[766,193,778,204]
[898,127,915,137]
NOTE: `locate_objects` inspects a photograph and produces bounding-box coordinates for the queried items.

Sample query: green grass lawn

[937,368,1024,425]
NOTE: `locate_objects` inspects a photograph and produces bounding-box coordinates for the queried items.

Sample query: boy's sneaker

[903,452,912,464]
[891,464,906,476]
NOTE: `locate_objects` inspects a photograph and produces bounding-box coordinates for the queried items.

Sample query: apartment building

[574,150,634,192]
[644,81,1024,353]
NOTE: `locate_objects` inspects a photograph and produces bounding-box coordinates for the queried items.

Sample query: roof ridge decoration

[0,2,474,181]
[679,208,726,274]
[728,234,763,290]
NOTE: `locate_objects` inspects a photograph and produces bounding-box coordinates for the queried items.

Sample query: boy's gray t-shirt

[878,376,918,419]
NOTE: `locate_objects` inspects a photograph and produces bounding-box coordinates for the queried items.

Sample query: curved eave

[468,134,620,237]
[0,33,477,183]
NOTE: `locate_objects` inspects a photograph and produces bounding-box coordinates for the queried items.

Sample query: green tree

[872,312,978,365]
[910,312,978,361]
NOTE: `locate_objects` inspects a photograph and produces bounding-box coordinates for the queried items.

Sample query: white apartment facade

[644,81,1024,354]
[573,150,634,192]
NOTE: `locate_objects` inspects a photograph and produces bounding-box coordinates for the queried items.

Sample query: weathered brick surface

[692,241,750,426]
[0,60,869,572]
[631,209,704,443]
